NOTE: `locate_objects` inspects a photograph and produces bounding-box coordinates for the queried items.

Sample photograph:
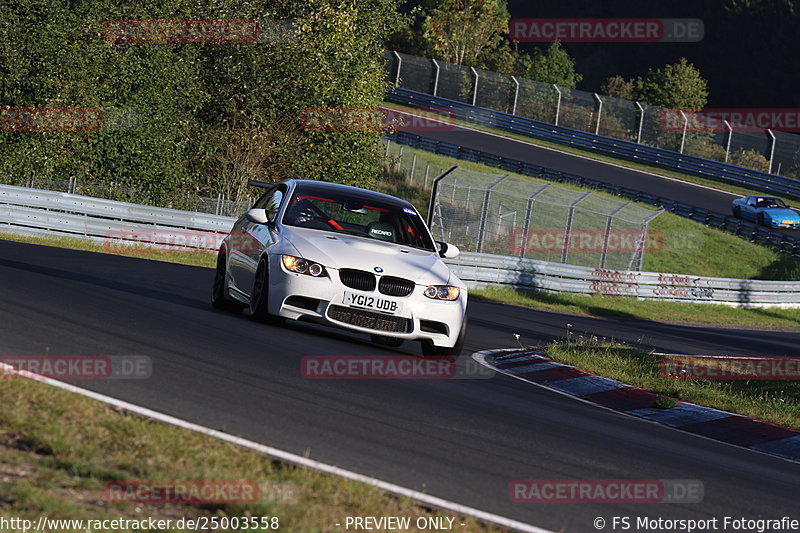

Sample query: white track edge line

[0,360,556,533]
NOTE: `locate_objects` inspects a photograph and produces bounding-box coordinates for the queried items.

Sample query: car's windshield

[756,197,787,208]
[283,186,436,252]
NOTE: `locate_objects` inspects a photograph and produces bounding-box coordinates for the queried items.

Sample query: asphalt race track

[391,109,747,216]
[2,240,798,532]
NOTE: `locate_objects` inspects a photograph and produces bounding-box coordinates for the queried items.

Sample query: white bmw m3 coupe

[211,179,467,355]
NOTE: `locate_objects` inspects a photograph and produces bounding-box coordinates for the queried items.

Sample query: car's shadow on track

[0,256,209,312]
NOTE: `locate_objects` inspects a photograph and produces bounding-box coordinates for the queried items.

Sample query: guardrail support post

[431,59,440,96]
[767,129,777,174]
[724,120,732,163]
[392,51,402,87]
[679,110,688,154]
[594,93,603,135]
[553,85,562,126]
[470,67,479,106]
[511,76,520,115]
[635,102,645,143]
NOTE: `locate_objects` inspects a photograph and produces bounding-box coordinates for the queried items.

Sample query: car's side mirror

[437,241,460,259]
[245,208,269,225]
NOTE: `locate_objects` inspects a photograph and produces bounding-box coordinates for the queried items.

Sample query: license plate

[783,220,795,225]
[342,291,402,315]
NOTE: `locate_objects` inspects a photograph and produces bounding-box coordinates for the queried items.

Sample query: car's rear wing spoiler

[248,179,273,189]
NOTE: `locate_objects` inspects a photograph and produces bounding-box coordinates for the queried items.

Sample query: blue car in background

[731,195,800,228]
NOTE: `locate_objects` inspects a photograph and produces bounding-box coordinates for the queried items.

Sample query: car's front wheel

[211,248,244,313]
[249,258,283,325]
[757,212,766,226]
[733,206,741,219]
[421,318,466,356]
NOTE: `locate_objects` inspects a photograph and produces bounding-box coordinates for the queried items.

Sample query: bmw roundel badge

[374,266,383,273]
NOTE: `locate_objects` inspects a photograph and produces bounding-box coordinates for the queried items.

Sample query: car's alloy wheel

[421,317,467,356]
[249,258,283,325]
[211,249,244,313]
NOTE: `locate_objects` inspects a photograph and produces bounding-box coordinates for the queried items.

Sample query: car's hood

[762,208,799,220]
[282,227,455,285]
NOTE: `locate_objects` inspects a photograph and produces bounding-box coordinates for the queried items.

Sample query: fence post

[392,51,402,87]
[768,129,776,174]
[409,154,417,184]
[561,191,591,264]
[594,93,603,135]
[679,110,688,154]
[470,67,479,106]
[553,85,562,126]
[724,120,733,163]
[427,165,458,228]
[635,102,645,143]
[431,59,440,96]
[520,184,550,257]
[511,76,520,115]
[424,164,430,189]
[476,174,508,253]
[385,139,391,157]
[600,202,629,268]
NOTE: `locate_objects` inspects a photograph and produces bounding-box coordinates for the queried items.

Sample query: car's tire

[211,248,244,313]
[421,318,467,356]
[371,335,404,348]
[757,212,765,226]
[733,206,741,219]
[249,258,283,325]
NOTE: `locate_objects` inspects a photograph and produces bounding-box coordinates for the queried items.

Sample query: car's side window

[253,186,285,213]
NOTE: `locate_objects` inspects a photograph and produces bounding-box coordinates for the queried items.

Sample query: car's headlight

[282,255,326,277]
[424,285,460,301]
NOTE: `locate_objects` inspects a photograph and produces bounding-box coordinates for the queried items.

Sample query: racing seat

[366,221,396,242]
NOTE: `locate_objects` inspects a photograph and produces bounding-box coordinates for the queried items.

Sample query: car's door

[229,185,286,296]
[741,197,758,221]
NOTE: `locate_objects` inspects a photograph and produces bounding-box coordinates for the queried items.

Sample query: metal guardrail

[0,184,234,251]
[446,252,800,308]
[0,184,795,307]
[387,88,800,202]
[388,131,800,258]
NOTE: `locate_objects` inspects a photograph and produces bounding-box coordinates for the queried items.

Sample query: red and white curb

[473,349,800,463]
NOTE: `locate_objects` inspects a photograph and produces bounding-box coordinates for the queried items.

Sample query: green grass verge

[0,376,503,532]
[0,232,216,269]
[383,101,798,205]
[539,342,800,430]
[472,286,800,329]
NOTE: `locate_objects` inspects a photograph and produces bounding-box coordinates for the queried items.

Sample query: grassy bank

[0,375,502,532]
[538,342,800,430]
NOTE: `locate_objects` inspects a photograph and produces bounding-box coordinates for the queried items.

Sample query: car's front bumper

[267,259,466,348]
[768,220,800,229]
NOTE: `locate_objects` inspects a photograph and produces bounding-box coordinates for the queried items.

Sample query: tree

[601,75,634,100]
[633,58,709,110]
[522,41,582,88]
[420,0,509,65]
